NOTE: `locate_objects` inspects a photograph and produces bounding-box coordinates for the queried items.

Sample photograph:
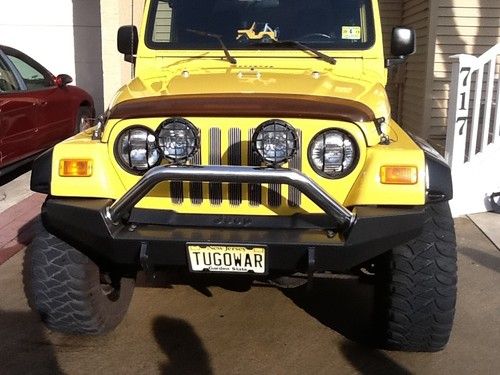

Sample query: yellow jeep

[26,0,456,352]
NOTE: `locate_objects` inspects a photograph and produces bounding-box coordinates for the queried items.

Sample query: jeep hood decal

[109,93,375,123]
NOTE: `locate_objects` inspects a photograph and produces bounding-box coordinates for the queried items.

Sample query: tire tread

[376,202,457,352]
[25,225,134,335]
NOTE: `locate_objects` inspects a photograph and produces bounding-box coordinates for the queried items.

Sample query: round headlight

[308,129,359,179]
[252,120,298,165]
[157,118,199,162]
[115,127,161,173]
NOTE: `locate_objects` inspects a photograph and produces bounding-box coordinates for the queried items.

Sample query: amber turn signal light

[59,159,93,177]
[380,166,418,185]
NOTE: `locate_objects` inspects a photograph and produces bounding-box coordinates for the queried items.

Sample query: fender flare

[425,153,453,203]
[31,148,53,194]
[408,134,453,203]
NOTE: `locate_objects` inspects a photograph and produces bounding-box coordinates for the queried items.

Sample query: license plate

[187,244,266,274]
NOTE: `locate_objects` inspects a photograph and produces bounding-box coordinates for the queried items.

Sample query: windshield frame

[144,0,377,51]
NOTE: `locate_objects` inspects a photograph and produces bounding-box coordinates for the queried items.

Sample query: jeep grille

[170,127,302,207]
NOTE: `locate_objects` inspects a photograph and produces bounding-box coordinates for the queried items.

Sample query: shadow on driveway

[137,271,254,297]
[340,341,412,375]
[153,316,213,375]
[283,277,376,345]
[283,277,412,374]
[0,310,64,375]
[0,216,40,265]
[460,246,500,274]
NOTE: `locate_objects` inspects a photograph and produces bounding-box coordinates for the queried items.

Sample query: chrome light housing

[157,118,199,162]
[116,127,161,173]
[252,119,298,166]
[308,129,359,179]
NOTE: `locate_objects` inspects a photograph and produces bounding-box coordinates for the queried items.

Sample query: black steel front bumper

[42,198,425,274]
[39,165,426,274]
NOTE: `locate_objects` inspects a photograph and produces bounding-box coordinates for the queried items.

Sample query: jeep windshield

[146,0,375,50]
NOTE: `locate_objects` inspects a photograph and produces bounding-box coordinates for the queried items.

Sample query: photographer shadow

[283,277,410,374]
[282,277,377,345]
[0,310,64,375]
[153,316,213,375]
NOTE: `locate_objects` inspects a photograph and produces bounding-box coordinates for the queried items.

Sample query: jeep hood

[107,65,391,145]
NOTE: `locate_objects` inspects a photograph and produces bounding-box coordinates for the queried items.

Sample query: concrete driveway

[0,174,499,374]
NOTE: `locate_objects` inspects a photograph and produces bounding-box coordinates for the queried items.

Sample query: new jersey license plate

[187,244,266,274]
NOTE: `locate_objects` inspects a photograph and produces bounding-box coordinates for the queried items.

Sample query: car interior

[0,59,20,92]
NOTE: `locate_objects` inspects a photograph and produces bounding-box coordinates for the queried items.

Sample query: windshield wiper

[271,40,337,65]
[186,29,237,65]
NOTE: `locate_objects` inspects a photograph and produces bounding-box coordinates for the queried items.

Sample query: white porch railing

[445,44,500,217]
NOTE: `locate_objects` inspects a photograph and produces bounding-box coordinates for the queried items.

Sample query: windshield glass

[146,0,375,50]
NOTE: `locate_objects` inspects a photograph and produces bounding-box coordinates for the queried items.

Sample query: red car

[0,45,94,175]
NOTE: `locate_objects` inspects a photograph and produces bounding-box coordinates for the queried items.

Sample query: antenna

[131,0,135,78]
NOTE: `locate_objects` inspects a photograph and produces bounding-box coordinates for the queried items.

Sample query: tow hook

[307,246,316,291]
[140,242,156,279]
[375,117,391,145]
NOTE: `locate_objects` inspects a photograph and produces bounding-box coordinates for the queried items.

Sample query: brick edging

[0,194,45,265]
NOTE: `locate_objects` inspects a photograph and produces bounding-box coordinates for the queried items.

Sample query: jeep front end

[26,0,457,352]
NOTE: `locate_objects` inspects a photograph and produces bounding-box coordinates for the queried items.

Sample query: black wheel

[374,202,457,352]
[76,105,92,133]
[24,223,135,335]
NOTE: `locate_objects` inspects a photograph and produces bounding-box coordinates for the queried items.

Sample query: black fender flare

[30,148,53,195]
[408,134,453,203]
[425,153,453,203]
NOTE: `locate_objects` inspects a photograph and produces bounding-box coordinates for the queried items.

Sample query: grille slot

[170,181,184,204]
[288,129,302,207]
[189,148,203,204]
[209,128,223,205]
[268,184,282,207]
[228,128,242,205]
[248,128,262,206]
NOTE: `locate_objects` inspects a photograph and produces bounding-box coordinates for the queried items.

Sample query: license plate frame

[186,243,268,275]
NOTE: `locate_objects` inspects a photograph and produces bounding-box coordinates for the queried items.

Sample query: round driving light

[308,129,359,179]
[115,127,161,173]
[157,118,199,162]
[252,120,298,165]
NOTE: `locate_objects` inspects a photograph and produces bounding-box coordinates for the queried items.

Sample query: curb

[0,194,45,265]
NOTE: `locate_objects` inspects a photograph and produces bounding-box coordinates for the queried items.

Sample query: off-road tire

[25,224,135,335]
[374,202,457,352]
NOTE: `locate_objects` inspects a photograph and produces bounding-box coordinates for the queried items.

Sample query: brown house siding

[379,0,435,136]
[379,0,404,120]
[431,0,500,138]
[399,0,431,135]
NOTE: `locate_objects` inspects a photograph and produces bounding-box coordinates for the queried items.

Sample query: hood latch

[375,117,390,145]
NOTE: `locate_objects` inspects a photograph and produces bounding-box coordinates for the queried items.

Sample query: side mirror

[55,74,73,87]
[117,25,138,63]
[386,27,416,67]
